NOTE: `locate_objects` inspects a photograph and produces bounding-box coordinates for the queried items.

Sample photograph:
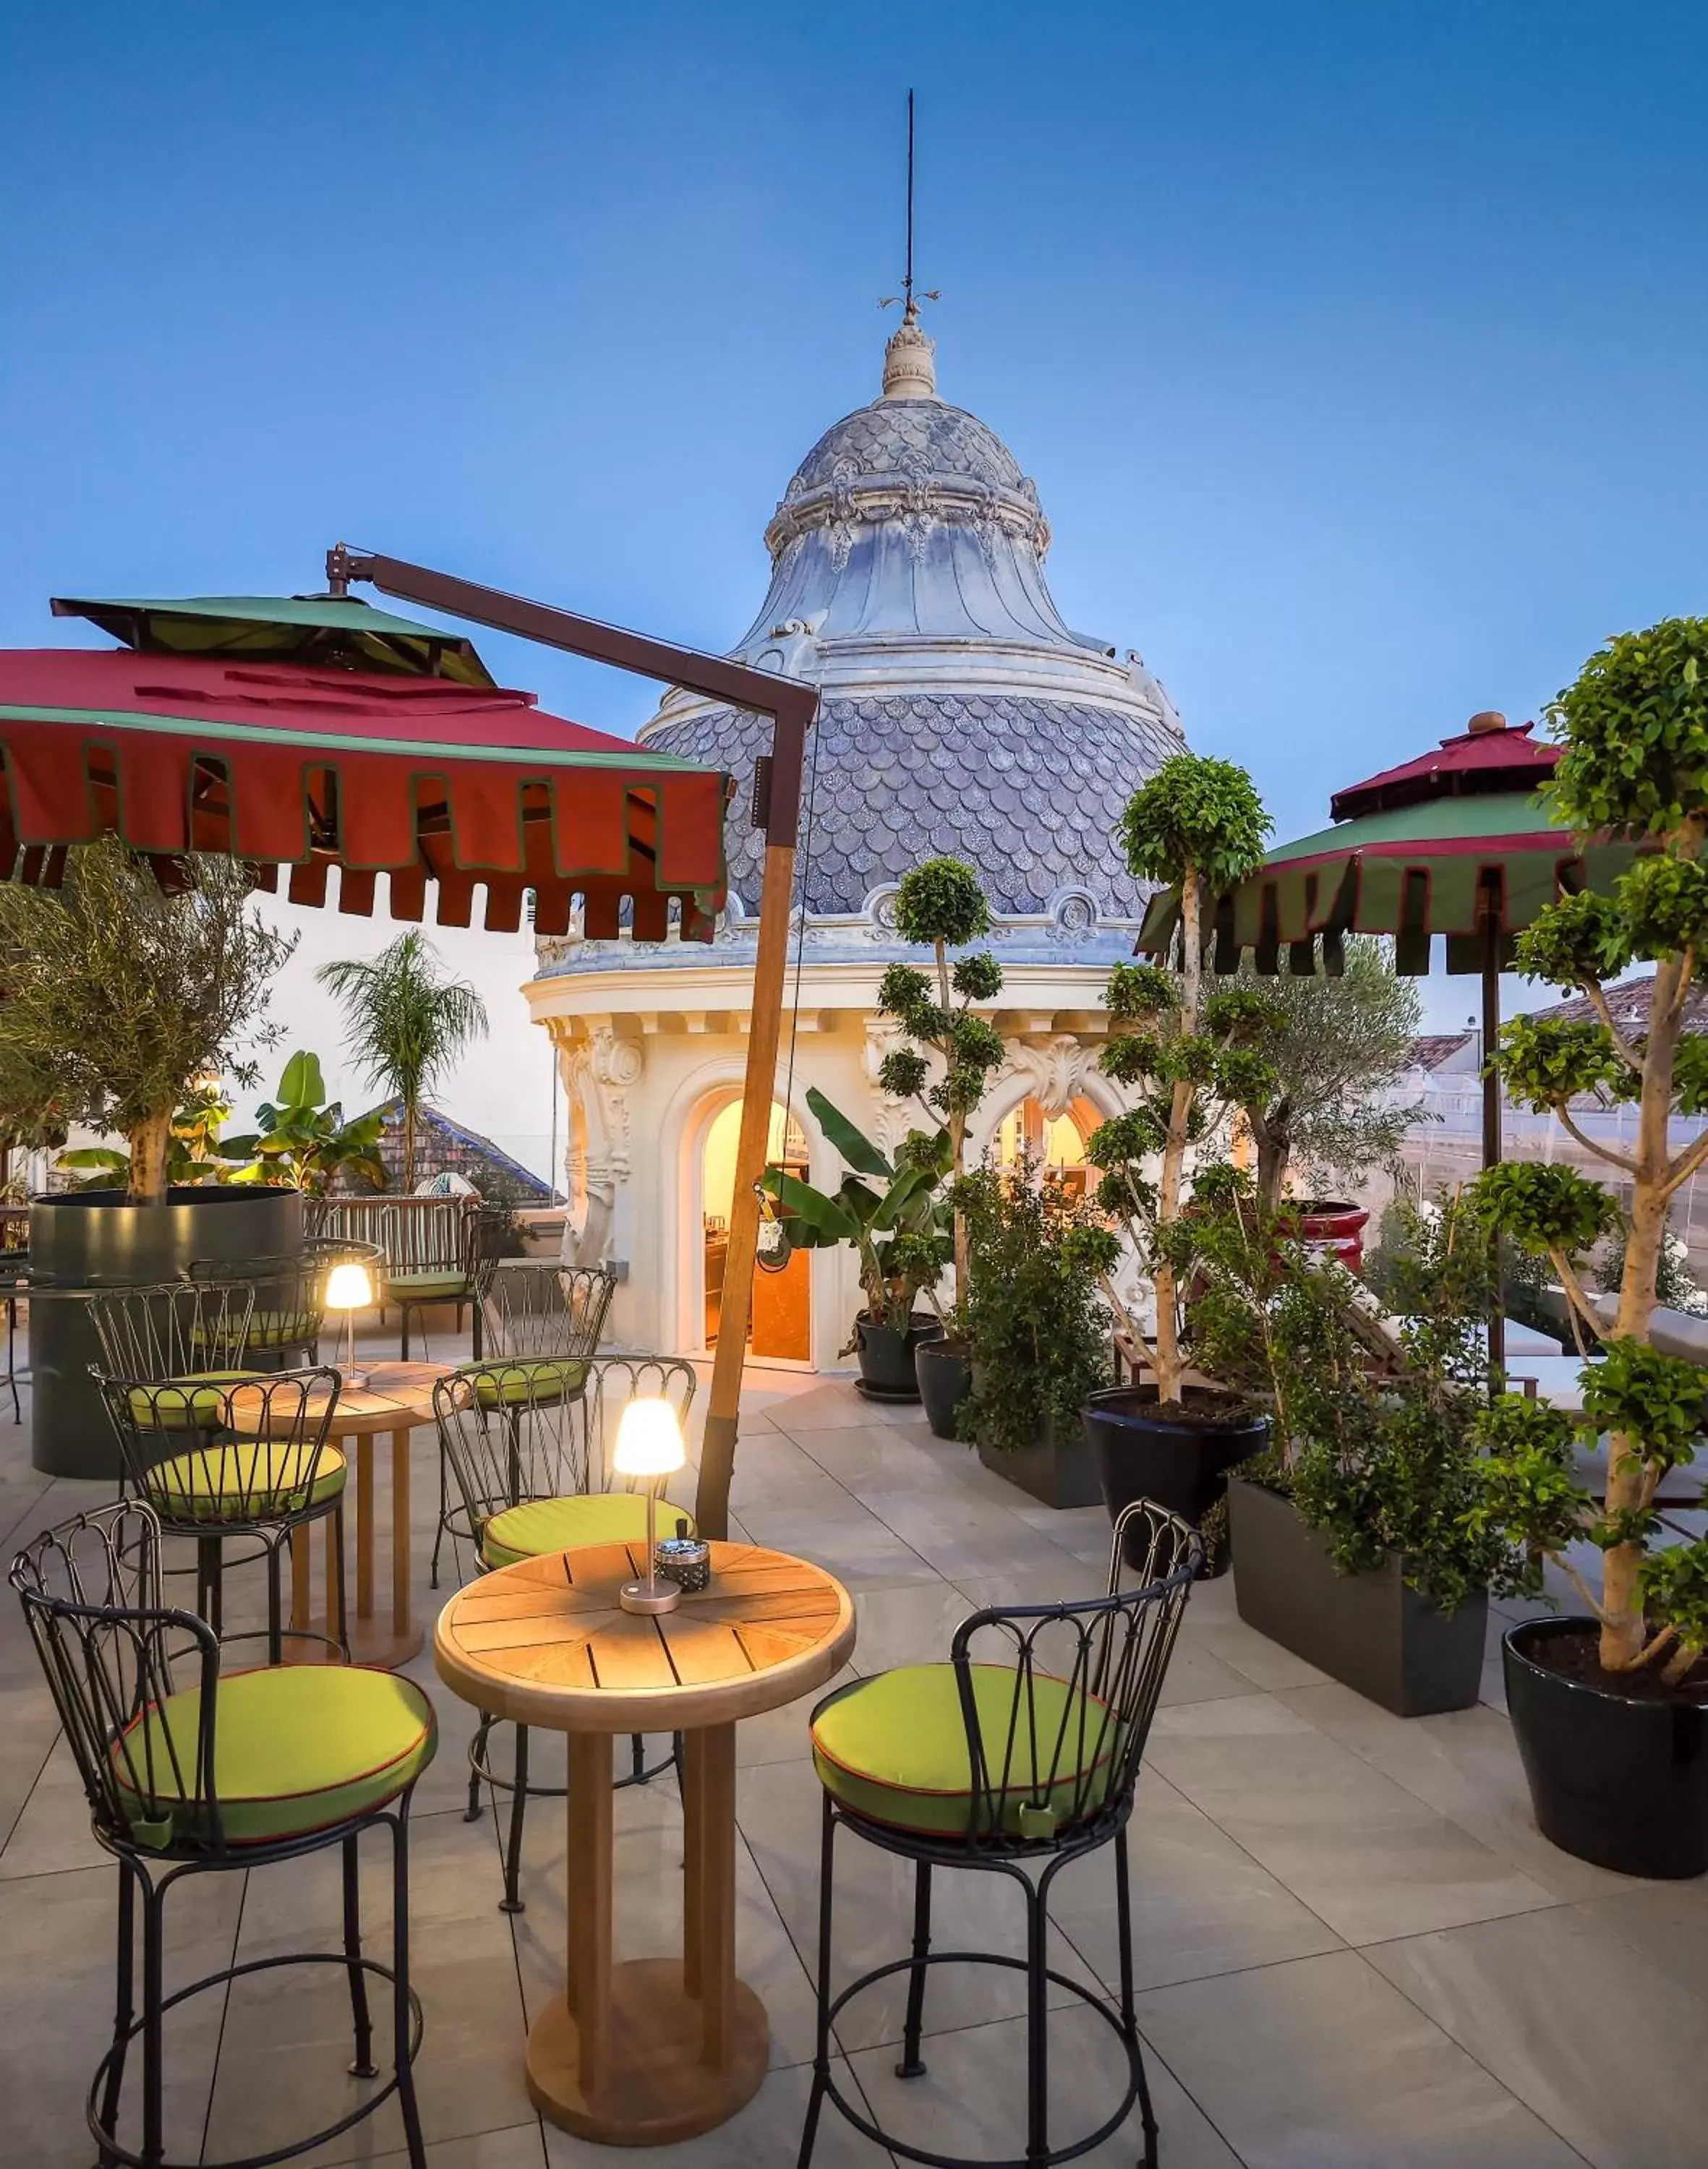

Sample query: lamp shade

[324,1261,374,1312]
[611,1395,686,1480]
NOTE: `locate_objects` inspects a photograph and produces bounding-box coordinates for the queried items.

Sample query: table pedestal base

[525,1959,768,2144]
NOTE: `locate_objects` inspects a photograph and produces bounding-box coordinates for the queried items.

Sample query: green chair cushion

[126,1370,267,1430]
[192,1309,321,1352]
[481,1492,695,1570]
[472,1357,589,1409]
[147,1439,347,1523]
[388,1272,468,1302]
[810,1664,1118,1839]
[113,1664,437,1849]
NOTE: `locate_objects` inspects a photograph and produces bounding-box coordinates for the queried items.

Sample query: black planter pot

[28,1186,304,1478]
[853,1312,943,1401]
[1083,1384,1266,1574]
[1504,1616,1708,1878]
[975,1412,1102,1510]
[915,1340,971,1439]
[1229,1477,1486,1717]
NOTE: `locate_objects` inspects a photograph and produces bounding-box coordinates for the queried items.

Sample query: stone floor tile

[0,1727,110,1878]
[735,1756,1103,2053]
[1173,1611,1335,1690]
[949,1557,1109,1611]
[323,2121,545,2168]
[1135,1948,1586,2168]
[849,1580,981,1676]
[1276,1682,1639,1901]
[0,1857,244,2169]
[848,2003,1242,2166]
[1572,1880,1708,2001]
[728,1501,939,1592]
[1050,1768,1345,1992]
[1146,1692,1557,1944]
[0,1680,60,1856]
[737,1662,857,1768]
[1368,1905,1708,2169]
[539,2057,891,2164]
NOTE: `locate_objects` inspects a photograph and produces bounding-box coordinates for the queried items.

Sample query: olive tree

[0,839,294,1205]
[1088,755,1273,1403]
[873,857,1005,1311]
[1466,617,1708,1679]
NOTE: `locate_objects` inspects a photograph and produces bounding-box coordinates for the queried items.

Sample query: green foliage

[1579,1340,1705,1471]
[1639,1544,1708,1673]
[952,952,1004,1001]
[1116,753,1273,891]
[1596,1216,1708,1315]
[892,857,993,949]
[761,1089,952,1335]
[1195,1191,1516,1608]
[1103,962,1179,1022]
[317,931,488,1191]
[956,1159,1113,1455]
[876,1048,930,1101]
[1618,855,1708,960]
[219,1048,387,1196]
[58,1082,236,1190]
[1494,1015,1634,1113]
[0,838,294,1203]
[1468,1160,1617,1258]
[876,963,936,1030]
[1513,891,1634,988]
[1546,616,1708,839]
[1673,1036,1708,1117]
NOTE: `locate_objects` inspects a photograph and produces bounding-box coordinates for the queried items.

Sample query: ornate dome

[631,313,1187,938]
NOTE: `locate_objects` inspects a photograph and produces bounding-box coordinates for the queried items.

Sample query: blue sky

[3,1,1704,1139]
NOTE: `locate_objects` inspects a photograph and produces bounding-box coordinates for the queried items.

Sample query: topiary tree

[0,839,294,1205]
[874,857,1005,1312]
[1090,755,1274,1404]
[1234,937,1423,1213]
[1466,616,1708,1680]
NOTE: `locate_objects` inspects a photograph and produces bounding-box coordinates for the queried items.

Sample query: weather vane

[880,90,940,322]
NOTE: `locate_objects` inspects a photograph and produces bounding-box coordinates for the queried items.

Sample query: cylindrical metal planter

[28,1186,303,1477]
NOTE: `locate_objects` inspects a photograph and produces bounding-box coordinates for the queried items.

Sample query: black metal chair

[312,1196,481,1360]
[797,1499,1203,2169]
[428,1261,618,1587]
[93,1361,348,1665]
[432,1351,693,1912]
[10,1502,435,2169]
[186,1238,388,1369]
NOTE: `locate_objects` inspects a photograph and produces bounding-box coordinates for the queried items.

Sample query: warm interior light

[324,1262,374,1312]
[611,1395,686,1479]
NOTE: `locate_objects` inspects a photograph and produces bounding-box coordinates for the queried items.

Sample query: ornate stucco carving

[556,1022,646,1266]
[1006,1033,1098,1120]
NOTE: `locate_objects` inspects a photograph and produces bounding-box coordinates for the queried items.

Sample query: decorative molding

[1006,1032,1099,1120]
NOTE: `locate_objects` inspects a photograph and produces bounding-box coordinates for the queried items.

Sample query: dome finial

[877,90,940,399]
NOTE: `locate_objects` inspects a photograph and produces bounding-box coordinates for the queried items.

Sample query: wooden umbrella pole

[1481,879,1506,1380]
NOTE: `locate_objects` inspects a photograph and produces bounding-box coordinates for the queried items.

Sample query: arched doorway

[701,1099,812,1361]
[995,1095,1101,1198]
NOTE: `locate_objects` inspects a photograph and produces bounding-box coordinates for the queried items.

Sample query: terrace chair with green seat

[432,1352,695,1912]
[10,1501,433,2169]
[314,1195,479,1361]
[187,1237,388,1368]
[88,1275,268,1383]
[427,1259,618,1587]
[93,1364,349,1664]
[795,1498,1202,2169]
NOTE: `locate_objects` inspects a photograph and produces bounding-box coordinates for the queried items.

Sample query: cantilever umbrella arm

[333,547,816,1540]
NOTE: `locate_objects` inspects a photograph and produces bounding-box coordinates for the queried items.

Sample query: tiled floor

[2,1327,1704,2168]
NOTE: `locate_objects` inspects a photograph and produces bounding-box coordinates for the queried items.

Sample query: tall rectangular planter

[1228,1476,1487,1717]
[975,1416,1102,1510]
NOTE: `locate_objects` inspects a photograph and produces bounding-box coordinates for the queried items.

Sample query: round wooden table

[285,1359,451,1667]
[435,1538,856,2145]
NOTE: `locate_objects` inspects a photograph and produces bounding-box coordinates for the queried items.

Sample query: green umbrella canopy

[1137,716,1639,977]
[50,593,495,689]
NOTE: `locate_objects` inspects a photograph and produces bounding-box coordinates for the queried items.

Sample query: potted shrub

[1233,936,1423,1271]
[1080,753,1276,1557]
[0,839,298,1475]
[1458,613,1708,1875]
[955,1158,1116,1505]
[761,1087,952,1399]
[870,857,1005,1434]
[1199,1184,1518,1715]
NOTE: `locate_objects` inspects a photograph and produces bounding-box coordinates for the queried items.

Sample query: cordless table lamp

[612,1395,687,1615]
[324,1260,374,1391]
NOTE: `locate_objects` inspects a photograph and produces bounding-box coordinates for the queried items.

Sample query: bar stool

[796,1500,1202,2169]
[10,1502,436,2169]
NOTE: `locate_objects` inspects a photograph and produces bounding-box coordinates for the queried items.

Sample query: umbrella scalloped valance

[0,649,732,941]
[1137,791,1639,976]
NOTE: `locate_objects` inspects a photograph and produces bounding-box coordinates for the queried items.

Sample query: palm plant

[317,931,489,1190]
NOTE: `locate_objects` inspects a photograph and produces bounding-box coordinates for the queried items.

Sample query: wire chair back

[474,1262,616,1363]
[94,1365,343,1527]
[940,1499,1201,1852]
[88,1279,263,1379]
[11,1501,227,1855]
[185,1238,387,1359]
[432,1353,696,1549]
[311,1195,474,1290]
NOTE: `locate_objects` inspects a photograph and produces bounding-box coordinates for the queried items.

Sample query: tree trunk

[402,1097,417,1192]
[127,1111,173,1205]
[1603,947,1688,1669]
[1153,868,1202,1406]
[936,937,970,1315]
[1253,1110,1289,1217]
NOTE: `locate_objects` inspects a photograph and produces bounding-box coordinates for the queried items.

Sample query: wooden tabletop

[435,1541,856,1735]
[231,1359,450,1441]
